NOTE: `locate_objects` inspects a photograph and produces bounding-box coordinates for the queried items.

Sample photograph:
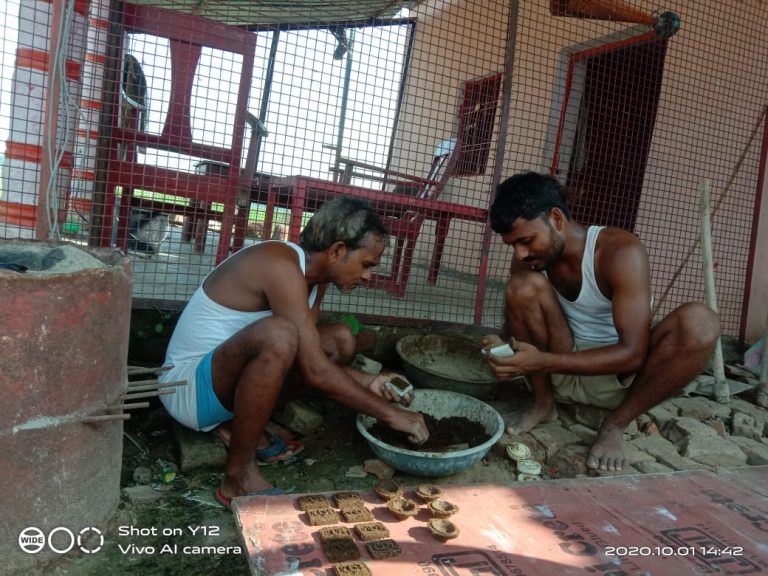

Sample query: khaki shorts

[550,340,636,410]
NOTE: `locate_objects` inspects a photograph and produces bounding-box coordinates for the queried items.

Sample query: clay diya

[373,478,403,501]
[428,518,460,541]
[428,499,459,518]
[415,484,443,502]
[386,497,419,520]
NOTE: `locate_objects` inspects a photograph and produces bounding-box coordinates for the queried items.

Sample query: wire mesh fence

[0,0,765,335]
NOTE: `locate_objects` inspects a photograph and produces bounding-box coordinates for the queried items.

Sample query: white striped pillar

[1,0,89,238]
[69,0,109,234]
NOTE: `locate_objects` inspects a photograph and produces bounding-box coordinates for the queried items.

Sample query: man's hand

[484,339,545,379]
[368,373,414,406]
[386,407,429,445]
[481,334,504,349]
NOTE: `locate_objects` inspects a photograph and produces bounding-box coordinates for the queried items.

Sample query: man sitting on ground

[484,172,720,471]
[159,198,428,506]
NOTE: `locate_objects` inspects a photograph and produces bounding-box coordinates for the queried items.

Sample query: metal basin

[396,333,499,399]
[356,389,504,477]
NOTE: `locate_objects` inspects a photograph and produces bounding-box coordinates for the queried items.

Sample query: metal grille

[0,0,765,336]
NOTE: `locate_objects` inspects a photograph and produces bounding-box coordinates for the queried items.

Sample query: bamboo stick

[699,179,729,403]
[756,308,768,408]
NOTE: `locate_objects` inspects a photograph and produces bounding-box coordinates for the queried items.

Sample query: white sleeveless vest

[553,226,618,344]
[162,241,318,366]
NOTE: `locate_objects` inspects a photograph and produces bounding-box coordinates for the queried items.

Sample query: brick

[708,419,727,437]
[629,435,680,460]
[623,442,657,465]
[567,424,597,443]
[667,397,731,421]
[647,404,675,429]
[731,412,764,441]
[589,465,640,478]
[547,444,589,478]
[363,459,394,480]
[528,424,581,459]
[680,433,747,468]
[633,461,675,474]
[729,399,768,435]
[655,453,705,472]
[663,417,718,446]
[728,436,768,465]
[563,404,609,430]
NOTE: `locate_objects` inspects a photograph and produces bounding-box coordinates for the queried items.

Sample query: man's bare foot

[506,403,558,435]
[587,424,629,471]
[219,462,274,499]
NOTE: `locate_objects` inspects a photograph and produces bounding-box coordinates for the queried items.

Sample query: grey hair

[299,197,388,252]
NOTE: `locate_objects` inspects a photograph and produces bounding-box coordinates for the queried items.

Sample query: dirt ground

[39,386,524,576]
[36,335,761,576]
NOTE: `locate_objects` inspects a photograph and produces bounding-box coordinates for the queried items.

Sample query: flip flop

[215,486,286,510]
[256,430,305,466]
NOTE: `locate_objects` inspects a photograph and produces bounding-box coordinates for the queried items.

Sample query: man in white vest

[485,172,720,471]
[160,197,428,507]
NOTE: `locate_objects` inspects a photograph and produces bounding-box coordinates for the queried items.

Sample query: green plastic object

[339,313,362,336]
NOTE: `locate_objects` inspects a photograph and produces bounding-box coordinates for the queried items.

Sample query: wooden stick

[699,179,729,403]
[77,414,131,423]
[653,103,768,316]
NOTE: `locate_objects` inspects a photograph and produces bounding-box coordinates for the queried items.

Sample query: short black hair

[300,197,388,252]
[490,172,571,234]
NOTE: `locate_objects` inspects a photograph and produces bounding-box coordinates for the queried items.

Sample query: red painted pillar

[1,0,89,239]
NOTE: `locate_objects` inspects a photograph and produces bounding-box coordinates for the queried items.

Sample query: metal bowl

[396,333,499,399]
[356,389,504,477]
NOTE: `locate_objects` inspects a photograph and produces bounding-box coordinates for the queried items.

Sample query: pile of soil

[369,413,490,451]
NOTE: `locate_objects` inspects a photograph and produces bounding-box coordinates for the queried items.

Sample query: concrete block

[547,444,589,479]
[172,423,227,472]
[633,461,675,474]
[273,400,324,435]
[667,396,731,421]
[731,411,764,441]
[528,423,582,459]
[728,436,768,465]
[679,433,747,468]
[629,435,680,460]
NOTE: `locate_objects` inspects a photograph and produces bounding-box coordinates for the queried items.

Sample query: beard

[527,223,565,271]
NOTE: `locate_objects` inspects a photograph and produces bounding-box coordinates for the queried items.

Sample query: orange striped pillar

[1,0,89,239]
[69,0,110,235]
